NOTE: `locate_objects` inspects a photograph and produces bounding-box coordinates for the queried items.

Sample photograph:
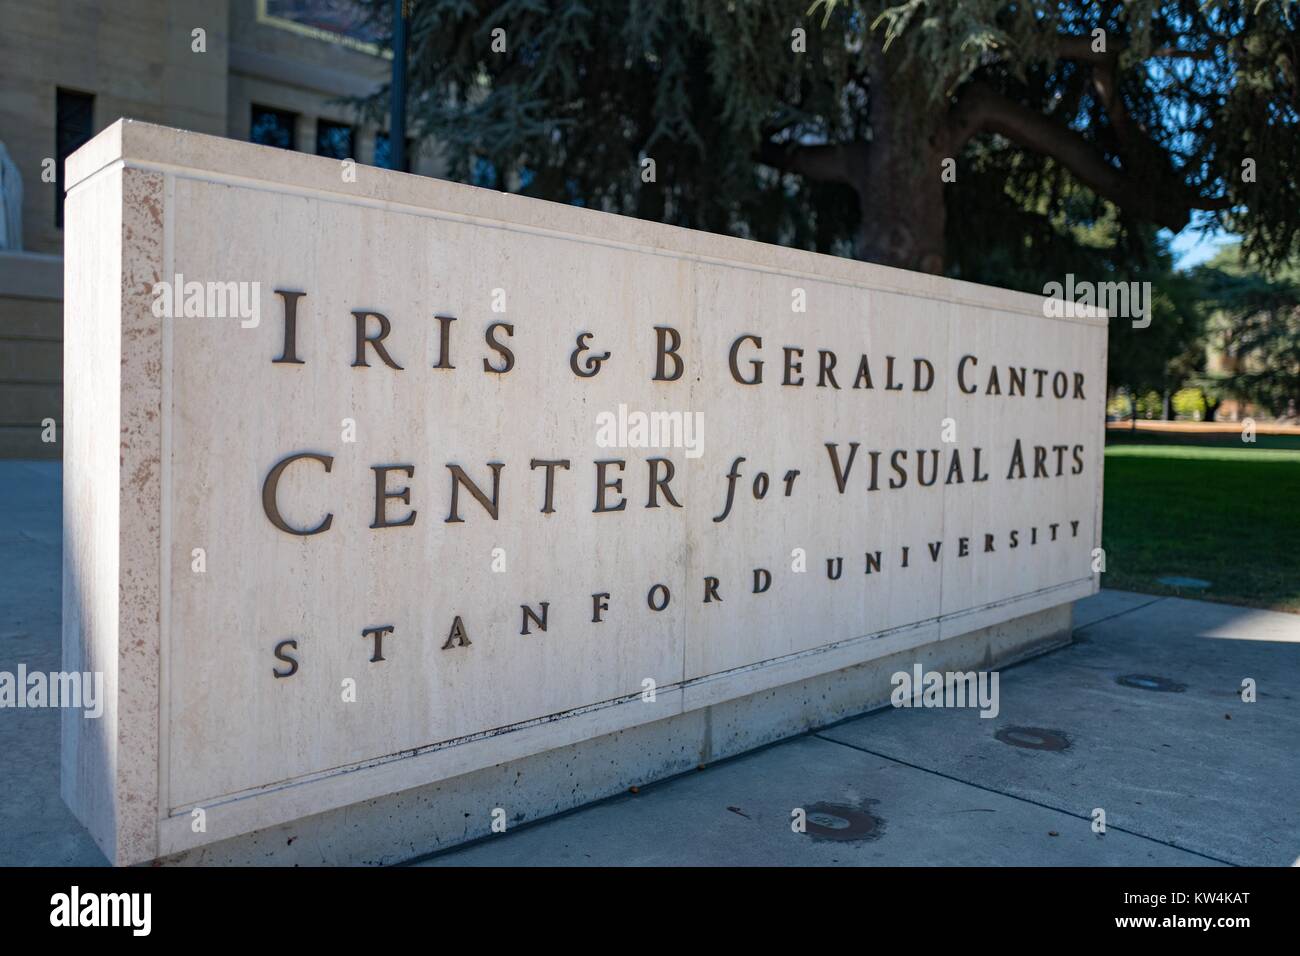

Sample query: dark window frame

[373,132,413,173]
[56,88,95,229]
[315,119,354,159]
[250,104,297,151]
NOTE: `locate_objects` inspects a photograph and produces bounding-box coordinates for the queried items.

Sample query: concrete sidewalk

[415,589,1300,866]
[2,461,1297,866]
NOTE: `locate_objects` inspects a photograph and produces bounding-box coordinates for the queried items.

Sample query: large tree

[359,0,1298,278]
[1195,244,1300,417]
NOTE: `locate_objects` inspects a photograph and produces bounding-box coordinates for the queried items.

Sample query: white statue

[0,140,23,251]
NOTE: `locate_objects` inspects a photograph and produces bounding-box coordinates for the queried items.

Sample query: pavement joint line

[401,622,1096,864]
[1072,595,1169,634]
[809,732,1239,866]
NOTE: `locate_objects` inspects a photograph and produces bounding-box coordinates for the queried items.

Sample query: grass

[1106,429,1300,452]
[1102,443,1300,613]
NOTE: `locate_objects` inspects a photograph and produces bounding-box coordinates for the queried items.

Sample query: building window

[315,120,354,159]
[374,133,412,172]
[251,105,296,150]
[56,88,95,228]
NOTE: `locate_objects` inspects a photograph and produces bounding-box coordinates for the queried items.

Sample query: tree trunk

[852,122,947,275]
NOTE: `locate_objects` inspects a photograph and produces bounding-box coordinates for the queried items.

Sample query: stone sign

[62,121,1105,864]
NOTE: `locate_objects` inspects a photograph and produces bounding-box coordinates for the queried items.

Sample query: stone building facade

[0,0,433,456]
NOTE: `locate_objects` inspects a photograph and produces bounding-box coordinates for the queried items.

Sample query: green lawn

[1102,444,1300,613]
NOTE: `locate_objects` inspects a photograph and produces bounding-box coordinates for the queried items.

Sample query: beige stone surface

[62,120,1105,863]
[62,162,165,866]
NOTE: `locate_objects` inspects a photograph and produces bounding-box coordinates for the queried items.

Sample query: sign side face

[84,123,1107,854]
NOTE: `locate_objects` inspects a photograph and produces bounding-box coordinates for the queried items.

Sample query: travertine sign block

[62,121,1105,864]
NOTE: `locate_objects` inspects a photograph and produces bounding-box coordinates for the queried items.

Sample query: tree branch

[949,80,1196,230]
[1056,34,1110,64]
[1149,47,1218,61]
[756,139,866,186]
[1082,49,1229,216]
[1191,194,1234,212]
[1056,34,1222,64]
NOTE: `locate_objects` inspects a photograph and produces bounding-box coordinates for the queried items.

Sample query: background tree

[1194,245,1300,418]
[359,0,1297,279]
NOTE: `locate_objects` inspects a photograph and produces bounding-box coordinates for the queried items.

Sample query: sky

[1163,216,1238,272]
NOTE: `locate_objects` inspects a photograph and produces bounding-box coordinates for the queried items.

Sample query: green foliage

[1134,389,1165,418]
[1194,244,1300,416]
[1106,392,1134,418]
[355,0,1298,279]
[1171,386,1207,419]
[349,0,856,253]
